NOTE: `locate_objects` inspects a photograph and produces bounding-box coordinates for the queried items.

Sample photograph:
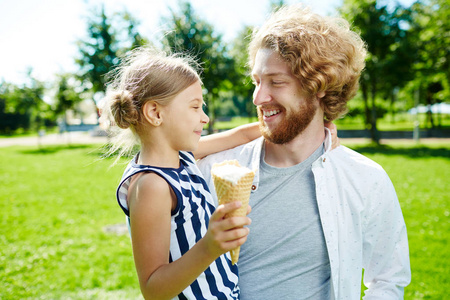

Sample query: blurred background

[1,0,449,299]
[0,0,448,141]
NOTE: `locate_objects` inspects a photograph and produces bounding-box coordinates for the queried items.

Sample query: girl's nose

[201,110,209,124]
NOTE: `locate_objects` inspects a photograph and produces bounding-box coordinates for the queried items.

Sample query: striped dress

[116,151,240,299]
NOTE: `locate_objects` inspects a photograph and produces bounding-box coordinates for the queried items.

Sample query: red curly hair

[249,4,367,121]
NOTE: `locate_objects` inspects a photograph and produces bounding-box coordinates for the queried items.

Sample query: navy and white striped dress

[116,151,240,299]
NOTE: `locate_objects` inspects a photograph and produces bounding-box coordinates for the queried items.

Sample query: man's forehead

[251,49,292,77]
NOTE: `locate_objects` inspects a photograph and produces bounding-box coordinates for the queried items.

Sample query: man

[198,4,411,299]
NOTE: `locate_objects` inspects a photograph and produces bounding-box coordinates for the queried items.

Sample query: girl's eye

[272,81,283,85]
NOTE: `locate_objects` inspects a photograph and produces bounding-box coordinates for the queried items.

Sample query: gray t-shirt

[238,143,331,299]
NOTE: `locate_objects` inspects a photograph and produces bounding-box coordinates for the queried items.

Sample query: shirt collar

[251,127,332,190]
[323,127,333,154]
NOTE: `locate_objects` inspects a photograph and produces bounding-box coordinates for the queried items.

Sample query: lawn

[214,113,450,131]
[0,141,449,299]
[346,142,450,299]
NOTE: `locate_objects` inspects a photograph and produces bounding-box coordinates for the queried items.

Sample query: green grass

[343,141,450,299]
[335,113,450,131]
[0,141,449,299]
[0,127,59,138]
[214,116,258,130]
[0,144,142,299]
[214,114,450,131]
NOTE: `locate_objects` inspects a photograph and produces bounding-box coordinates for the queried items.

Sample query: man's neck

[263,120,325,168]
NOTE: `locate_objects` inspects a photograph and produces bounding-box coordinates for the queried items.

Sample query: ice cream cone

[211,160,255,264]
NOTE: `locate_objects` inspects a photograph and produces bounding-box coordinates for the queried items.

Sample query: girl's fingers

[210,201,242,221]
[222,232,249,250]
[215,227,250,250]
[246,204,252,215]
[223,226,250,242]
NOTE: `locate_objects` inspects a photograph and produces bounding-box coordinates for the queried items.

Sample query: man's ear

[142,101,163,126]
[314,91,326,111]
[316,91,326,110]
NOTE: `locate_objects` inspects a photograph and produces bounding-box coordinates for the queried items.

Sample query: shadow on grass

[349,144,450,159]
[15,142,450,160]
[19,144,93,155]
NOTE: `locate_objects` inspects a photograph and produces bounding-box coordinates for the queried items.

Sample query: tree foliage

[0,73,54,133]
[3,0,449,135]
[340,0,415,142]
[0,82,30,134]
[76,6,119,98]
[229,25,257,119]
[75,6,149,103]
[54,73,84,123]
[161,1,237,132]
[407,0,450,128]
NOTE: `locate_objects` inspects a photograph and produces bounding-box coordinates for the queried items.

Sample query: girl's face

[163,81,209,152]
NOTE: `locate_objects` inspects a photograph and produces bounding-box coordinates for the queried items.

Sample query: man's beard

[257,99,317,144]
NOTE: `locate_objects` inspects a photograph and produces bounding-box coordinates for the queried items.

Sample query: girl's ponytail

[109,90,139,129]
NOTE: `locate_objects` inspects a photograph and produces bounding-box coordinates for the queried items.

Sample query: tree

[408,0,450,129]
[0,73,53,133]
[118,10,149,50]
[340,0,414,143]
[269,0,287,11]
[54,73,83,125]
[76,5,119,100]
[161,1,236,132]
[229,25,257,120]
[76,6,148,107]
[228,2,288,121]
[0,82,29,134]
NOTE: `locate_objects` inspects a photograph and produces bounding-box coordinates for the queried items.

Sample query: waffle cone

[211,160,255,264]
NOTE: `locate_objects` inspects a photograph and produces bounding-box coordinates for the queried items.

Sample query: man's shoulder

[327,146,397,200]
[329,145,387,176]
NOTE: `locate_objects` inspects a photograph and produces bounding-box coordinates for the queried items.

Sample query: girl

[101,47,260,299]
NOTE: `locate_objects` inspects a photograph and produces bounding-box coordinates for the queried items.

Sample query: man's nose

[253,84,271,106]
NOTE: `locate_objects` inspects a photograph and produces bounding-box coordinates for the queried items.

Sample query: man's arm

[362,174,411,299]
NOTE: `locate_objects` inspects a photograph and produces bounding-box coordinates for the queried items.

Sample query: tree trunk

[361,82,371,130]
[426,91,435,129]
[207,96,215,134]
[390,90,396,124]
[370,83,380,144]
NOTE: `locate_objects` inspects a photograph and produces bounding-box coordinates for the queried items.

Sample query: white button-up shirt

[198,129,411,299]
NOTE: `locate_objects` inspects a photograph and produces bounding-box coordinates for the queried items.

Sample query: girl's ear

[142,101,163,126]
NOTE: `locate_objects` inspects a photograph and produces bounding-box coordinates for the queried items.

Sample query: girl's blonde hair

[248,4,367,121]
[100,47,202,160]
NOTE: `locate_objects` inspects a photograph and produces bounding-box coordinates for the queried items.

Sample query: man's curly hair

[248,4,367,121]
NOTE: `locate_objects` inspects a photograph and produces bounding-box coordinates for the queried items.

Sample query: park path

[0,131,108,148]
[0,131,449,148]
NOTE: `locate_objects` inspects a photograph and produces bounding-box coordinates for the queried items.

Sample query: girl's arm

[128,172,250,300]
[192,121,339,160]
[193,122,260,160]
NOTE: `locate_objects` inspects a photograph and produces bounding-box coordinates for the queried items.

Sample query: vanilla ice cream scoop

[211,160,255,264]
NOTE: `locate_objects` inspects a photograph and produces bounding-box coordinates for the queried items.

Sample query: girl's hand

[325,121,340,149]
[201,202,251,260]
